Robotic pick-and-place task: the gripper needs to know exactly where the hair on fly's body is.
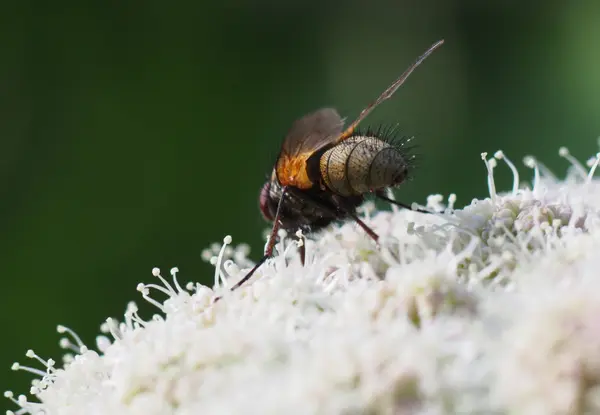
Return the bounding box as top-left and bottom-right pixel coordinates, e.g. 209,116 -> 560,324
214,39 -> 444,302
320,123 -> 422,191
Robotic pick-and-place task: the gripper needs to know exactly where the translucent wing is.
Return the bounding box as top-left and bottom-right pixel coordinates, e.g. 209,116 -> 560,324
281,108 -> 344,156
336,39 -> 444,142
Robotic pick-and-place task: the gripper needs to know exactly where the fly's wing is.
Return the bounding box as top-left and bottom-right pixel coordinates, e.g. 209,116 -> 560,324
336,39 -> 444,142
281,108 -> 344,156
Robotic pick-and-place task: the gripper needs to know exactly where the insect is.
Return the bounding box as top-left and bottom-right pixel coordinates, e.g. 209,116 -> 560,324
226,39 -> 444,296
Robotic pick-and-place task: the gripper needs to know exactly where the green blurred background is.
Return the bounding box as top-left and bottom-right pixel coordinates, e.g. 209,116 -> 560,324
2,0 -> 599,402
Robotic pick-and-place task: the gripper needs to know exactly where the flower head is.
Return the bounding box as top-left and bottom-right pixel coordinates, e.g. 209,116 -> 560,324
7,146 -> 600,414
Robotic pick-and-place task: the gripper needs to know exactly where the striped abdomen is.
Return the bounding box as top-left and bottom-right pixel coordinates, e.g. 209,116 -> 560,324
319,136 -> 410,196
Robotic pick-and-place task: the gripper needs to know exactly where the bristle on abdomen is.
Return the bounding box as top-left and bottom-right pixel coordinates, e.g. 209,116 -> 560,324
319,135 -> 410,196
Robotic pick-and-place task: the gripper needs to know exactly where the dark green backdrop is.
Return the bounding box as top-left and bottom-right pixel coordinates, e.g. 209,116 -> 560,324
2,1 -> 599,402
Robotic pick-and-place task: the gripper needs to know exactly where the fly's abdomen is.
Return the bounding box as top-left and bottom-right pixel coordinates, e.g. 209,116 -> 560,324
319,136 -> 409,196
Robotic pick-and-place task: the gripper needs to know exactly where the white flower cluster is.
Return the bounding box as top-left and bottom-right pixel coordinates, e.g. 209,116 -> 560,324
7,147 -> 600,415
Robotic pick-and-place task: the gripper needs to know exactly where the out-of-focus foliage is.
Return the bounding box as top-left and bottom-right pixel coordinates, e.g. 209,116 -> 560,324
1,0 -> 599,401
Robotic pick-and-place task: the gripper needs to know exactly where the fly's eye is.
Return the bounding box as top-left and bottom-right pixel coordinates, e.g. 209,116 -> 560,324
259,181 -> 274,221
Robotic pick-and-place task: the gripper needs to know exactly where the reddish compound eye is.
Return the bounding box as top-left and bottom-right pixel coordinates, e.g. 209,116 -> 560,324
259,181 -> 274,221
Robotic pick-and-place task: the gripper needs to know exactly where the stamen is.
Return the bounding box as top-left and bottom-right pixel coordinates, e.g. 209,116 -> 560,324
233,243 -> 252,266
200,248 -> 212,262
523,156 -> 540,192
25,350 -> 55,371
136,283 -> 149,296
96,335 -> 112,353
170,267 -> 184,293
139,287 -> 165,312
56,326 -> 86,352
534,159 -> 557,181
481,152 -> 497,202
223,260 -> 239,278
209,242 -> 221,254
151,268 -> 176,296
11,363 -> 46,378
559,147 -> 588,179
124,302 -> 146,329
213,235 -> 233,288
104,317 -> 122,341
586,152 -> 600,183
58,338 -> 80,354
426,194 -> 444,211
447,194 -> 457,211
140,283 -> 172,296
494,150 -> 520,194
